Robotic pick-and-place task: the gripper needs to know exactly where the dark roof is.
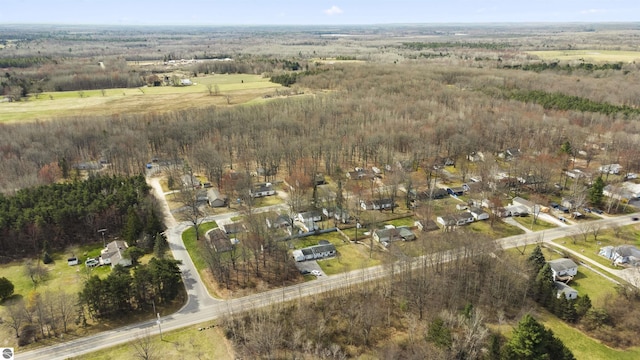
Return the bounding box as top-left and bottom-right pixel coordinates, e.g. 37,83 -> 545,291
206,228 -> 232,252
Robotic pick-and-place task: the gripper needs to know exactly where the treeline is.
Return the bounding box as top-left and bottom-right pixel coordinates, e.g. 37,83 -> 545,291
220,237 -> 573,359
505,89 -> 640,116
0,175 -> 158,260
501,61 -> 623,73
0,56 -> 51,68
79,258 -> 182,320
403,41 -> 509,50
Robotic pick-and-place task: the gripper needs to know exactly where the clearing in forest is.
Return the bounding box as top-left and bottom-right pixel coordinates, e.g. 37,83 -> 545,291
0,74 -> 282,123
527,50 -> 640,63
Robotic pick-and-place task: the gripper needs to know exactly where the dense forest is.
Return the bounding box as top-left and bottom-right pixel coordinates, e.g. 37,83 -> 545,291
0,175 -> 164,260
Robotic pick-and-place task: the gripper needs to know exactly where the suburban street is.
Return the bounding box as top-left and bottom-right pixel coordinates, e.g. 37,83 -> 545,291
16,178 -> 640,360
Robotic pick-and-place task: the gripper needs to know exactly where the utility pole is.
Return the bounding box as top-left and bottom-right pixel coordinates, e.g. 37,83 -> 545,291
153,299 -> 162,340
97,228 -> 107,248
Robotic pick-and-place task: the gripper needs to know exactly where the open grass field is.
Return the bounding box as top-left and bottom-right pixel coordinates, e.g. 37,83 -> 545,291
0,74 -> 282,123
0,242 -> 185,350
467,219 -> 525,239
527,50 -> 640,63
551,223 -> 640,270
68,321 -> 233,360
539,311 -> 640,360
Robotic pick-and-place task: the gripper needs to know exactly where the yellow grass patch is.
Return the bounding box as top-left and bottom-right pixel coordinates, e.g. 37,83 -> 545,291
527,50 -> 640,63
0,74 -> 282,123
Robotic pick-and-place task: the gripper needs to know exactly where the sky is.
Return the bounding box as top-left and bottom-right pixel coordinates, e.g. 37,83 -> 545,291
1,0 -> 639,25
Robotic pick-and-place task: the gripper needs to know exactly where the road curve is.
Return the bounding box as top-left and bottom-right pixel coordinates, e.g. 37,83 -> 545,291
17,194 -> 640,360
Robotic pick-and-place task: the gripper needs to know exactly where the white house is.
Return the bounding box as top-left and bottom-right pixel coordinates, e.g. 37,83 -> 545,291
100,240 -> 132,268
599,245 -> 640,266
360,198 -> 395,211
548,258 -> 578,281
468,207 -> 489,221
512,197 -> 535,213
251,182 -> 276,198
555,281 -> 578,300
599,163 -> 622,175
295,210 -> 323,223
292,243 -> 337,262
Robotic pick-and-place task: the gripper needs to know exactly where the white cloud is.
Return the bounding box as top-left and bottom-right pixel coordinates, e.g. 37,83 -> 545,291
324,5 -> 343,16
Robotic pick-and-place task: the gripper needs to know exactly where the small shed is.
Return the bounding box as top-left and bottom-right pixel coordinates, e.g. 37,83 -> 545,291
555,281 -> 578,300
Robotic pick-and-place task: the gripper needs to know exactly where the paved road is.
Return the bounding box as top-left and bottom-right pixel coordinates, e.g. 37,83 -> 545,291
17,180 -> 640,359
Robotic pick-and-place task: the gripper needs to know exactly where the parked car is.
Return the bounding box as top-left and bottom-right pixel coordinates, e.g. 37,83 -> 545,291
583,207 -> 591,213
299,269 -> 310,275
85,258 -> 99,267
311,270 -> 322,276
632,217 -> 639,221
549,202 -> 559,209
591,208 -> 604,215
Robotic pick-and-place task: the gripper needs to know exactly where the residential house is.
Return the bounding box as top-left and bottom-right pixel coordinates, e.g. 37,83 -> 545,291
466,151 -> 485,162
207,188 -> 228,207
599,245 -> 640,266
100,240 -> 132,268
373,228 -> 402,243
294,218 -> 319,233
295,210 -> 323,223
360,198 -> 395,211
181,174 -> 201,188
468,207 -> 489,221
512,197 -> 536,213
548,258 -> 578,281
346,167 -> 374,180
251,182 -> 276,198
603,182 -> 640,202
415,219 -> 439,232
397,226 -> 416,241
205,228 -> 233,252
437,213 -> 474,228
223,221 -> 246,235
292,243 -> 337,262
561,198 -> 579,211
554,281 -> 578,300
410,188 -> 448,200
266,213 -> 292,229
599,163 -> 622,175
501,204 -> 529,217
446,187 -> 465,196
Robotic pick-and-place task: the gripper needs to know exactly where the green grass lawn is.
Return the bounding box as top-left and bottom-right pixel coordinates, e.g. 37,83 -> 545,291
0,74 -> 281,122
512,216 -> 558,232
539,311 -> 640,360
182,221 -> 218,273
467,219 -> 525,239
386,216 -> 416,228
68,321 -> 232,360
550,224 -> 640,270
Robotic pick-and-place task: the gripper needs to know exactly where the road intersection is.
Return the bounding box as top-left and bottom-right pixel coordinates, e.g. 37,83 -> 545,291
17,178 -> 640,360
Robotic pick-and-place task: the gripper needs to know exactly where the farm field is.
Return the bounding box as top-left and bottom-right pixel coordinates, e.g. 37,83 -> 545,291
0,74 -> 282,123
527,49 -> 640,63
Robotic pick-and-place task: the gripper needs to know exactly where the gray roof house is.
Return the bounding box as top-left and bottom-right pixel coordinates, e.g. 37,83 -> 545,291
548,258 -> 578,281
100,240 -> 132,268
292,243 -> 337,262
205,228 -> 233,252
599,245 -> 640,266
207,188 -> 228,207
555,281 -> 578,300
